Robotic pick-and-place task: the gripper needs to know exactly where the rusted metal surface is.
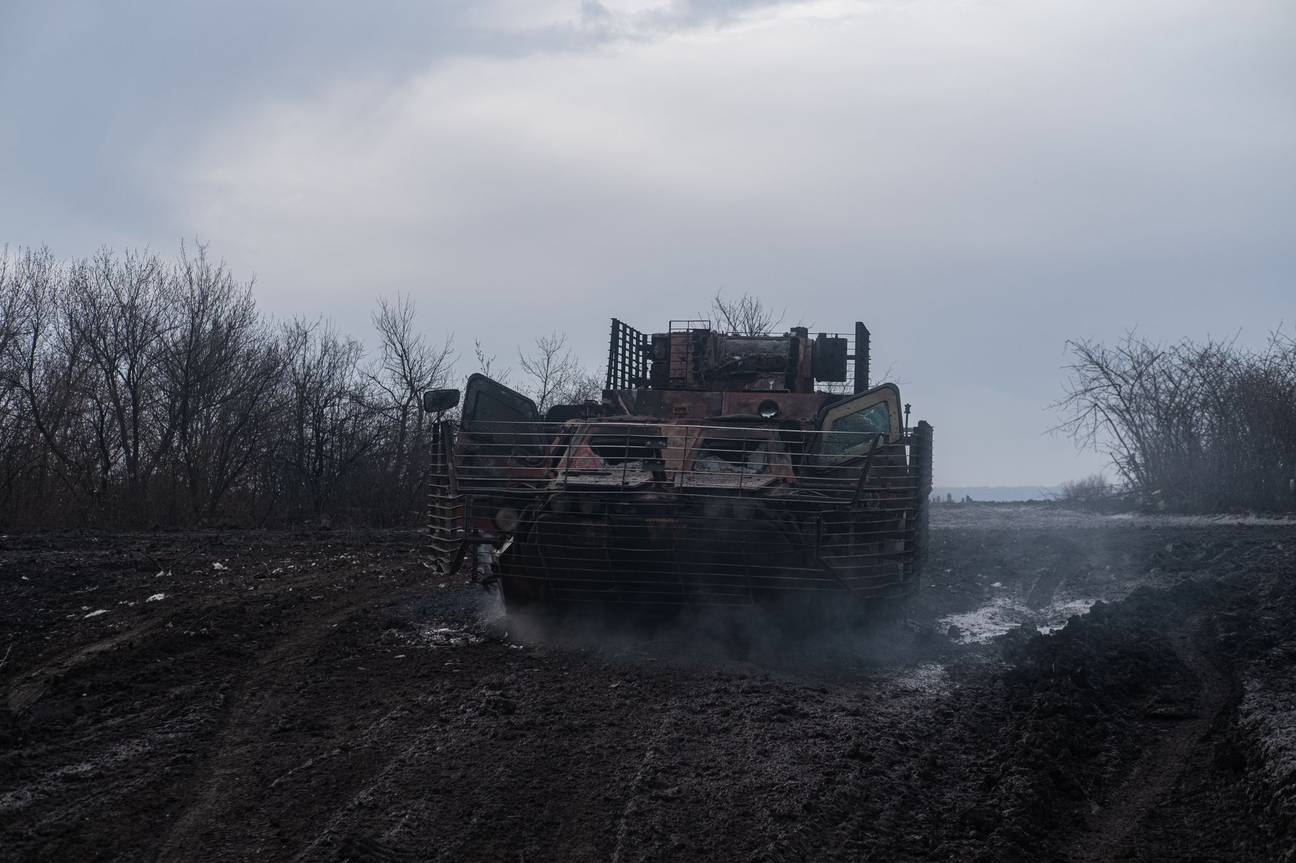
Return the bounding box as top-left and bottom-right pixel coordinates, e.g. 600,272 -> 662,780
429,319 -> 931,608
430,419 -> 931,606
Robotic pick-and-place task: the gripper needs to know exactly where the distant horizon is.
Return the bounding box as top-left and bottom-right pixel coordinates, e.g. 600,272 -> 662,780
932,485 -> 1060,502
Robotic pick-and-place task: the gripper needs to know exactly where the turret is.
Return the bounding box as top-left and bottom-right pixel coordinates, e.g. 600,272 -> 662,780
605,319 -> 871,396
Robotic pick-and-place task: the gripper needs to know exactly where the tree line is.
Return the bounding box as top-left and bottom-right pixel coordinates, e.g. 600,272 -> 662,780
0,245 -> 599,528
1056,331 -> 1296,512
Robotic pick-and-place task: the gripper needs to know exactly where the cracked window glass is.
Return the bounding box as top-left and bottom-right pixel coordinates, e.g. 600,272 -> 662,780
822,402 -> 890,455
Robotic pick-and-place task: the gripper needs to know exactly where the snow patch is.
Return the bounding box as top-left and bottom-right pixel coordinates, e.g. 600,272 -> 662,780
387,622 -> 485,648
940,599 -> 1030,643
940,597 -> 1098,644
1037,599 -> 1098,634
417,624 -> 483,647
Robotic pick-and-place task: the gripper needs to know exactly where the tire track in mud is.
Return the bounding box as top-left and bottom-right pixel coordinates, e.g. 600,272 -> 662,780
5,619 -> 165,716
1025,534 -> 1104,613
1,552 -> 414,849
4,544 -> 383,719
289,724 -> 446,863
8,521 -> 1292,862
156,578 -> 435,861
609,705 -> 679,863
801,681 -> 956,863
285,693 -> 513,863
1063,620 -> 1231,863
296,670 -> 691,863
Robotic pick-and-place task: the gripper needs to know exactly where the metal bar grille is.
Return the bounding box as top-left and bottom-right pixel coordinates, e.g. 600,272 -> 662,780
426,418 -> 467,576
666,320 -> 709,389
911,420 -> 933,573
819,331 -> 861,395
605,319 -> 651,391
429,419 -> 931,605
853,322 -> 871,394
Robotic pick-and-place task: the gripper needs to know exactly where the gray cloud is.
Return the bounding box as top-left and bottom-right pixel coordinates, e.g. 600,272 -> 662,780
0,0 -> 796,248
3,0 -> 1293,485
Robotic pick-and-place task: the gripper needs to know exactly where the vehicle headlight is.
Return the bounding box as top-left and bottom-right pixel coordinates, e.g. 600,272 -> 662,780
494,507 -> 520,533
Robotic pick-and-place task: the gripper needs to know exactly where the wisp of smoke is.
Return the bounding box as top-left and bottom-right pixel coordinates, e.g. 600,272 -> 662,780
476,588 -> 948,679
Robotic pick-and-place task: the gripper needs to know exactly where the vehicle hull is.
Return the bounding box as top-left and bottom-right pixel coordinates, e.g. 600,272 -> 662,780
428,419 -> 933,609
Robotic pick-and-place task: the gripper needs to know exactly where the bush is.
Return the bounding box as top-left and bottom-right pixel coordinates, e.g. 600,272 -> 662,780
1057,473 -> 1114,504
1056,333 -> 1296,512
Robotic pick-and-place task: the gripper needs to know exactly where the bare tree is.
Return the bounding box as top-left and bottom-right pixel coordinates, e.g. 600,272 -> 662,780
368,293 -> 455,518
710,290 -> 784,336
1055,331 -> 1296,511
0,243 -> 636,527
3,248 -> 100,517
518,332 -> 585,413
555,371 -> 603,406
0,251 -> 34,511
277,319 -> 381,518
473,339 -> 510,384
68,248 -> 184,519
163,244 -> 283,519
0,251 -> 17,362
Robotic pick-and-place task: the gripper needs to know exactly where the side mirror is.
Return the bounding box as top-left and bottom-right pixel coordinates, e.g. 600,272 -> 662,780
422,388 -> 460,413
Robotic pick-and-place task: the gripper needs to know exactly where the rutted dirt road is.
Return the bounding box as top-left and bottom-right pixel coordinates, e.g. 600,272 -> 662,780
2,505 -> 1293,861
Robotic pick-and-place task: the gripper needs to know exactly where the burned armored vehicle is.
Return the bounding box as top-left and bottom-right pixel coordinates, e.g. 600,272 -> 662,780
423,319 -> 932,610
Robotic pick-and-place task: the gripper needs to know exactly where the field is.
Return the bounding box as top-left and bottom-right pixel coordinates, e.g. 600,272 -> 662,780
2,505 -> 1294,862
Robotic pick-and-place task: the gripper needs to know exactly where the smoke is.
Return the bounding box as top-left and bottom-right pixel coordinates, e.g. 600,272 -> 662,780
477,590 -> 954,679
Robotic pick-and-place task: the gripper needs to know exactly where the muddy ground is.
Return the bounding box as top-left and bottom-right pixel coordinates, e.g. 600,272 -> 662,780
2,504 -> 1294,862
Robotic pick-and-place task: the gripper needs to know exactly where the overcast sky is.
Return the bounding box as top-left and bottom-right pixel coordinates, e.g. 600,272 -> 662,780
3,0 -> 1293,486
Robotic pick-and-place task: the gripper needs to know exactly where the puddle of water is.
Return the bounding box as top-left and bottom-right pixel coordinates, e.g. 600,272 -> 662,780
939,598 -> 1030,643
939,597 -> 1098,644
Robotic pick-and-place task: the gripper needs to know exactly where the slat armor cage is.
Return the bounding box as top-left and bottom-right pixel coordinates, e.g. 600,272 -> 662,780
428,418 -> 933,606
605,319 -> 651,391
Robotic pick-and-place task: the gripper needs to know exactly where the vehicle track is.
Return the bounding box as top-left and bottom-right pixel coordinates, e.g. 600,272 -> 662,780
5,619 -> 164,716
1064,620 -> 1230,862
609,705 -> 678,863
4,518 -> 1291,862
156,576 -> 435,861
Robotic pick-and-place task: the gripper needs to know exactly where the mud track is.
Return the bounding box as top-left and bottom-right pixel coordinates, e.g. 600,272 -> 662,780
2,507 -> 1293,861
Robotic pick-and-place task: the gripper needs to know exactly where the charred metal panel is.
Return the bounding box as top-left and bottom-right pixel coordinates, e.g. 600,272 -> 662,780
912,420 -> 934,574
813,335 -> 849,382
432,318 -> 921,609
709,333 -> 794,390
853,322 -> 871,394
606,319 -> 651,391
426,419 -> 468,577
632,390 -> 724,420
718,391 -> 828,421
615,321 -> 867,396
430,417 -> 931,606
